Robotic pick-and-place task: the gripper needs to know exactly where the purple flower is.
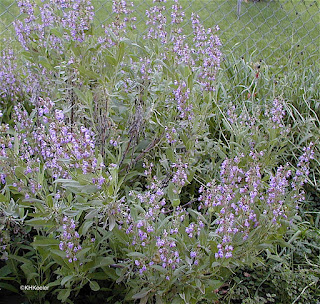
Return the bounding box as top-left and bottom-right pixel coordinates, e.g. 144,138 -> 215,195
54,110 -> 64,121
190,251 -> 197,258
59,216 -> 82,263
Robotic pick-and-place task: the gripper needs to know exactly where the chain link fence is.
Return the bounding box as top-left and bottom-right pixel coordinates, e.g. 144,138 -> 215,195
0,0 -> 319,94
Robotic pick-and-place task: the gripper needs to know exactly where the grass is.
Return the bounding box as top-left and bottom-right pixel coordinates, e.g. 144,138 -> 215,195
93,0 -> 320,68
0,0 -> 319,69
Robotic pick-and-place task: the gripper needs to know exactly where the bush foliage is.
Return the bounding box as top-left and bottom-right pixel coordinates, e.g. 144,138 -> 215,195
0,1 -> 319,303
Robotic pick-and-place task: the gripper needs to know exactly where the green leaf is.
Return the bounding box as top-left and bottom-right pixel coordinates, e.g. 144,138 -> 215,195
179,132 -> 189,149
113,227 -> 128,244
92,257 -> 114,269
46,194 -> 53,208
8,254 -> 32,265
14,131 -> 20,155
21,199 -> 45,213
211,262 -> 220,268
47,280 -> 61,288
0,193 -> 8,203
79,219 -> 94,236
167,182 -> 180,207
105,55 -> 117,66
173,265 -> 187,277
0,282 -> 19,293
166,148 -> 175,163
117,41 -> 125,63
50,28 -> 63,38
195,278 -> 205,294
102,267 -> 118,281
187,73 -> 194,90
132,288 -> 152,300
73,88 -> 87,104
51,249 -> 67,259
26,218 -> 55,228
172,198 -> 180,207
76,247 -> 91,260
54,179 -> 98,194
21,263 -> 39,283
127,252 -> 145,258
32,236 -> 60,247
89,281 -> 100,291
88,272 -> 110,280
71,43 -> 81,57
187,169 -> 196,183
205,279 -> 224,290
266,250 -> 284,263
109,215 -> 116,231
61,275 -> 74,286
256,243 -> 274,250
78,65 -> 99,79
155,295 -> 164,304
21,51 -> 34,61
150,265 -> 167,273
187,208 -> 208,225
14,166 -> 25,180
38,56 -> 53,70
0,265 -> 11,278
42,261 -> 57,273
54,179 -> 80,186
57,289 -> 71,302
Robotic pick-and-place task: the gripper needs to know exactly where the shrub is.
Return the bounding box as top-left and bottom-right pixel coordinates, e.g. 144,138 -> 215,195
0,0 -> 318,303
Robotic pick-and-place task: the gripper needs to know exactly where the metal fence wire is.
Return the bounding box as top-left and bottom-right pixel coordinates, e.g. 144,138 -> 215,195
0,0 -> 319,94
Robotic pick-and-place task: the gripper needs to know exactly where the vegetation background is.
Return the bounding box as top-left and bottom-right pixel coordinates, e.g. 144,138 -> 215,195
0,0 -> 319,303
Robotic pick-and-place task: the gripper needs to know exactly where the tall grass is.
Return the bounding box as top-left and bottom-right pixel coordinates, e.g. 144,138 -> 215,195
1,0 -> 319,67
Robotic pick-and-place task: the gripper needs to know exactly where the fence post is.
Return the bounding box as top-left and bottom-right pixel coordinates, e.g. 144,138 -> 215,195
237,0 -> 242,18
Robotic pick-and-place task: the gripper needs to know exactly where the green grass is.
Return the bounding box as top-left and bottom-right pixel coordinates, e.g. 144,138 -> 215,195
0,0 -> 19,51
0,0 -> 319,71
93,0 -> 319,68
